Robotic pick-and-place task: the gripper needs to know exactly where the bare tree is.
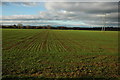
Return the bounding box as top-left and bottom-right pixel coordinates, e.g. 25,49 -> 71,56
47,25 -> 51,29
17,23 -> 23,29
26,25 -> 30,29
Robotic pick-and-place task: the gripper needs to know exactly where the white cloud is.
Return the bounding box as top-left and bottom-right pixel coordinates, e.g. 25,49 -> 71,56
1,2 -> 39,7
1,2 -> 118,27
13,2 -> 39,7
1,0 -> 120,2
2,15 -> 41,20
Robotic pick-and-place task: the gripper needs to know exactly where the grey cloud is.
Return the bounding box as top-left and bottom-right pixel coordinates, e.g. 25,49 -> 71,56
44,2 -> 118,26
1,0 -> 120,2
45,2 -> 118,13
1,2 -> 118,27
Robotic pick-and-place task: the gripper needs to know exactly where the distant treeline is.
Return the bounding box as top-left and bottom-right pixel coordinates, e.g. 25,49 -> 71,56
1,25 -> 120,31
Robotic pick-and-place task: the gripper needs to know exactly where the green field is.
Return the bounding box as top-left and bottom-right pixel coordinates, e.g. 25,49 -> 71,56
2,29 -> 119,79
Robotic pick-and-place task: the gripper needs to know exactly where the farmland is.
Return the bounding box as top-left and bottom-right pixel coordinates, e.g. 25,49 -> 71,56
2,29 -> 119,79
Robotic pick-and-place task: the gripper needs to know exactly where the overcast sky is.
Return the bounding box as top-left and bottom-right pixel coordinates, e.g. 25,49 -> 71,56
0,2 -> 118,27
